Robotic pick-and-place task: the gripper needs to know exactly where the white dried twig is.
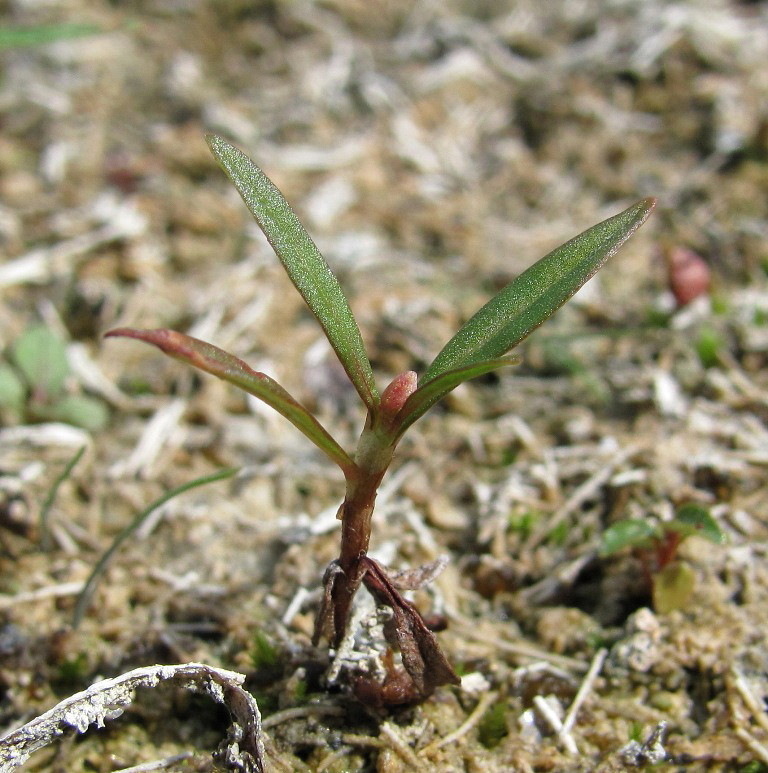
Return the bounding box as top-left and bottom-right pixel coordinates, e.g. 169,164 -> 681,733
260,704 -> 345,730
380,721 -> 425,771
107,399 -> 187,480
419,690 -> 498,756
733,727 -> 768,765
528,443 -> 644,549
0,662 -> 265,773
731,666 -> 768,735
0,221 -> 143,290
561,647 -> 607,738
532,695 -> 578,755
0,581 -> 84,610
0,424 -> 90,449
112,753 -> 193,772
281,586 -> 311,626
452,619 -> 588,673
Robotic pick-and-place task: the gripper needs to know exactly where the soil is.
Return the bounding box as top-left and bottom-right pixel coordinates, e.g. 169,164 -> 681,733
1,1 -> 767,771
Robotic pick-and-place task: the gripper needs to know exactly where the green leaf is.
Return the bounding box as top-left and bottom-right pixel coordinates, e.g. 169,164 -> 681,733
12,325 -> 69,398
0,363 -> 26,411
250,630 -> 279,670
48,395 -> 109,432
695,326 -> 723,368
652,561 -> 696,614
422,198 -> 656,384
389,357 -> 518,439
600,519 -> 657,556
669,503 -> 726,545
206,135 -> 379,413
105,328 -> 355,474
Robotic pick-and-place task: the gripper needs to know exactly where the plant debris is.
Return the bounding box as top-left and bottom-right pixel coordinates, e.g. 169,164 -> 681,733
0,663 -> 264,773
1,0 -> 767,769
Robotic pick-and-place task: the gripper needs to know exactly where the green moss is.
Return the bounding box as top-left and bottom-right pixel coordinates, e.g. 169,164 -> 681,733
250,629 -> 279,670
478,701 -> 509,749
508,510 -> 539,539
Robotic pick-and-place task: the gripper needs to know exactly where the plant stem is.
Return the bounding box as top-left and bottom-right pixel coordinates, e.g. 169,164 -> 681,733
330,422 -> 395,644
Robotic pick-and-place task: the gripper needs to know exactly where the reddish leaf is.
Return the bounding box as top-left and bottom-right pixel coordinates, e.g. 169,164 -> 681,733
106,328 -> 355,475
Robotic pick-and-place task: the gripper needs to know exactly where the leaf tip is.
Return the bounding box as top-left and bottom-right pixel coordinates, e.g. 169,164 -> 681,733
204,133 -> 224,153
639,196 -> 657,217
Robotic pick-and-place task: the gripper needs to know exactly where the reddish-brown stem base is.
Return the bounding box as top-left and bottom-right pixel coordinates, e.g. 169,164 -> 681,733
312,428 -> 458,705
313,554 -> 460,706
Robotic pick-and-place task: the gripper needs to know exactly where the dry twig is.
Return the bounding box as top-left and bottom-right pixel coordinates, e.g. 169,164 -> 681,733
0,663 -> 264,773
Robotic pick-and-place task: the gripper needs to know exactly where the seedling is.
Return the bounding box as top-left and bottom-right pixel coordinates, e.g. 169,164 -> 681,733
600,503 -> 725,613
107,135 -> 655,703
0,324 -> 108,431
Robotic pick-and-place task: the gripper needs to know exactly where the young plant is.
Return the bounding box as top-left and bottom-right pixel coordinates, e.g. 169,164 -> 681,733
0,324 -> 108,431
600,503 -> 725,614
107,135 -> 655,704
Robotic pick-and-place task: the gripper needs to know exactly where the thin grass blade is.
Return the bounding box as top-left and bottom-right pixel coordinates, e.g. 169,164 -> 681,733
73,467 -> 238,628
390,357 -> 519,439
105,328 -> 355,473
423,198 -> 656,384
206,135 -> 379,412
39,444 -> 86,551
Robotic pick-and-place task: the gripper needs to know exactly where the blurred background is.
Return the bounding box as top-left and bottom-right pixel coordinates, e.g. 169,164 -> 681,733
1,1 -> 767,769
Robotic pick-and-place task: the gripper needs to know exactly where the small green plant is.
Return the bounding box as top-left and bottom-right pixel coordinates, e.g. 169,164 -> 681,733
107,135 -> 655,704
600,503 -> 725,613
0,325 -> 108,431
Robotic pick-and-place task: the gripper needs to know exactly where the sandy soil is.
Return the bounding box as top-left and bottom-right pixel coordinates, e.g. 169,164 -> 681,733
1,1 -> 767,770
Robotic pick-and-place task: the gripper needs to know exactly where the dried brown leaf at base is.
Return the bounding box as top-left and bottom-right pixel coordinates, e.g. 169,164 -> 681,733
359,557 -> 459,705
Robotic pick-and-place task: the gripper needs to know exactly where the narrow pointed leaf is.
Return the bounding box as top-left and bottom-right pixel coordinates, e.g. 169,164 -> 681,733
206,135 -> 379,412
105,328 -> 355,474
422,198 -> 656,384
390,357 -> 519,439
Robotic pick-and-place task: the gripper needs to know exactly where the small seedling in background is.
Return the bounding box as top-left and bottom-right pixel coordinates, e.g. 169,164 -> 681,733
0,325 -> 108,431
107,135 -> 655,704
600,503 -> 725,614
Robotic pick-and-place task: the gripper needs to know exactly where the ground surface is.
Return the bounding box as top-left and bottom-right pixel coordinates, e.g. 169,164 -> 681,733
1,1 -> 768,771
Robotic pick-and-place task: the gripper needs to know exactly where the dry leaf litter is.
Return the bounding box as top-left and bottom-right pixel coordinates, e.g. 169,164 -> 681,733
1,0 -> 767,770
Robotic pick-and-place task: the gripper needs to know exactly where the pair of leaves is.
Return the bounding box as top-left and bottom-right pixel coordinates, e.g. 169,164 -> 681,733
1,325 -> 108,431
108,136 -> 655,469
600,504 -> 725,557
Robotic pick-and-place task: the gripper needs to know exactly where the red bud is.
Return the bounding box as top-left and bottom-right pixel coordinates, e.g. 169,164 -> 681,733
380,371 -> 418,419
